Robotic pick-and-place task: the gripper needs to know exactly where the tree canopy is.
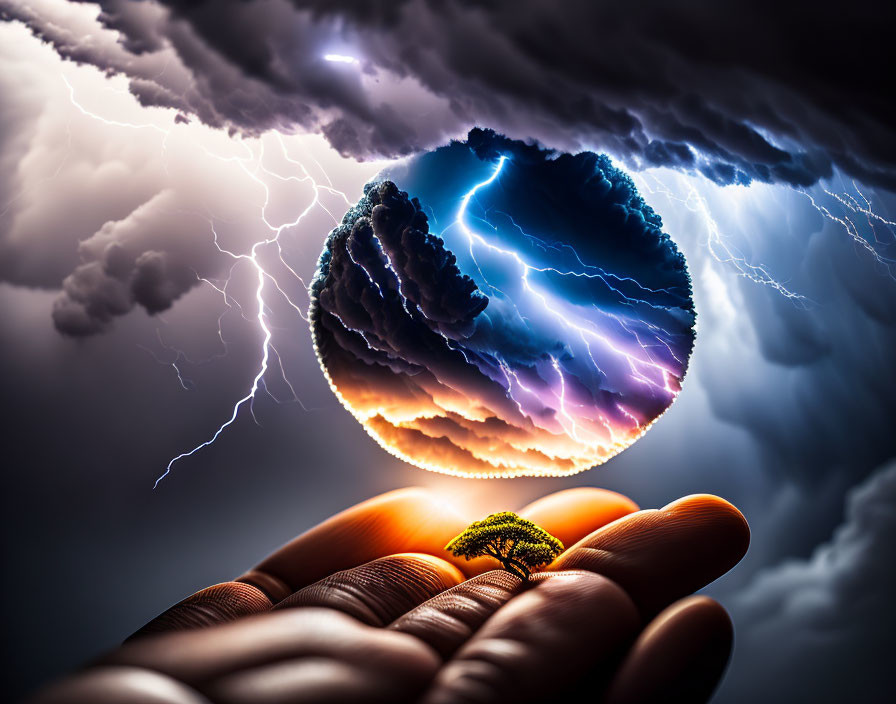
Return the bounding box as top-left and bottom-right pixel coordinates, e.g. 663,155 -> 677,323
445,511 -> 564,579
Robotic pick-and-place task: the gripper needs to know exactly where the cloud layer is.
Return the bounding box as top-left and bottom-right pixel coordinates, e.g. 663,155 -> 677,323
4,0 -> 894,189
720,460 -> 896,703
0,16 -> 378,336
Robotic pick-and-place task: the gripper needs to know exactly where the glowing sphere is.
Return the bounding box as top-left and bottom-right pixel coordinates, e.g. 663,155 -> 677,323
310,130 -> 695,478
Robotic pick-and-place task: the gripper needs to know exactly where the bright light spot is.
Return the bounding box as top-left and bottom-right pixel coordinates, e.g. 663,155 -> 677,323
324,54 -> 359,65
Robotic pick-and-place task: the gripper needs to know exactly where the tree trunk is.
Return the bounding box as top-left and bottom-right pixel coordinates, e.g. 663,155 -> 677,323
500,558 -> 530,580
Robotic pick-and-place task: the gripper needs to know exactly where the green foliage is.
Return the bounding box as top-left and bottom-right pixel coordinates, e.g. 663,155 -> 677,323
445,511 -> 564,579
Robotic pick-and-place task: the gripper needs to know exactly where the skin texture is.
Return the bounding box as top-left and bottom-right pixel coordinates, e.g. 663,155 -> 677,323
30,487 -> 749,704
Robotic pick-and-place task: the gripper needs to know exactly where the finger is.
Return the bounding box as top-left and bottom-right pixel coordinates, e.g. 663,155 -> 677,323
238,488 -> 474,600
135,489 -> 472,639
603,596 -> 733,704
517,488 -> 639,549
274,553 -> 464,626
207,654 -> 431,704
129,582 -> 273,640
551,494 -> 749,615
28,666 -> 208,704
103,609 -> 439,702
420,571 -> 640,704
389,570 -> 525,658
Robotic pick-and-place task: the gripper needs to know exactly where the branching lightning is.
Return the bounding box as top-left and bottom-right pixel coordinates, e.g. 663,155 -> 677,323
637,168 -> 896,297
61,73 -> 347,487
449,156 -> 680,417
637,171 -> 810,304
799,184 -> 896,277
151,140 -> 349,486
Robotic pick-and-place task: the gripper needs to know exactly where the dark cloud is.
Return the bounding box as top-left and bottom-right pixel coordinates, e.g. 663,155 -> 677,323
53,248 -> 196,336
0,22 -> 367,339
369,183 -> 489,337
311,178 -> 496,381
718,460 -> 896,703
50,191 -> 215,336
4,0 -> 894,189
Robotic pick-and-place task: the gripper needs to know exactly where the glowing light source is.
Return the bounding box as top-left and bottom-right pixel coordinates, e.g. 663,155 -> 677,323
324,54 -> 359,65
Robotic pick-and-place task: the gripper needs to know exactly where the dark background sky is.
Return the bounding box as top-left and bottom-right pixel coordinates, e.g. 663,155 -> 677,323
1,2 -> 895,701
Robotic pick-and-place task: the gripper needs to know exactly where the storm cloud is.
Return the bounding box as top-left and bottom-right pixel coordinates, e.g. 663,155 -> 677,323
51,191 -> 212,335
0,15 -> 369,337
3,0 -> 894,189
719,460 -> 896,703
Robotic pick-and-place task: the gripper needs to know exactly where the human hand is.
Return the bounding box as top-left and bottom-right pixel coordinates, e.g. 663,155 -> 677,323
31,487 -> 749,703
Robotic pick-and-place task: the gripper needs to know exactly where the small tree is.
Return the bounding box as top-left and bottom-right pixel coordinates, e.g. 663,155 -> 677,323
445,512 -> 564,579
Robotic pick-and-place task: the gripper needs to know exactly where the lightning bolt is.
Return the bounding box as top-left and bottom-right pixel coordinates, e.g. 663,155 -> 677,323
550,355 -> 587,445
137,341 -> 195,392
481,208 -> 681,304
799,184 -> 896,276
637,171 -> 810,305
153,138 -> 347,487
59,72 -> 346,487
439,155 -> 689,451
451,157 -> 679,400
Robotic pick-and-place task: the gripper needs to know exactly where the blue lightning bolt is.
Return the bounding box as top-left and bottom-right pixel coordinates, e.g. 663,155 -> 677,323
459,158 -> 679,391
468,201 -> 689,381
480,208 -> 681,303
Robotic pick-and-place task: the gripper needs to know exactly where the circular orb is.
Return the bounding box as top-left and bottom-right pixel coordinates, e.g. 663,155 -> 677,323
310,129 -> 695,478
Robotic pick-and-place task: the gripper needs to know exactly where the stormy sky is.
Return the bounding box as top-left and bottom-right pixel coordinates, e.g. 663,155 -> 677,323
1,1 -> 894,701
311,132 -> 695,478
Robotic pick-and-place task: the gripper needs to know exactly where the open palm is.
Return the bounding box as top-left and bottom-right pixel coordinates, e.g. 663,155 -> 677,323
32,487 -> 749,704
